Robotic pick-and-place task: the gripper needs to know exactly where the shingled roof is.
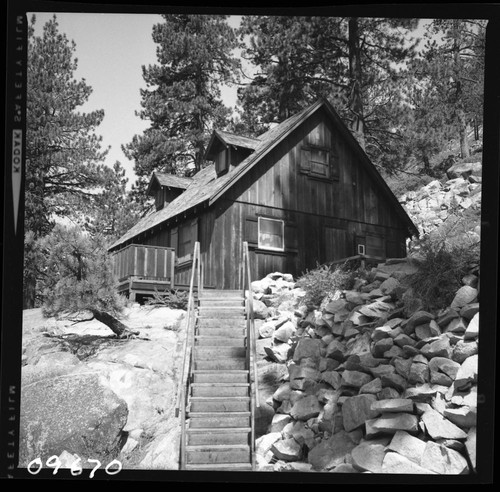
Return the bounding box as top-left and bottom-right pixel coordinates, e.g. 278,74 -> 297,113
146,172 -> 193,196
109,98 -> 418,251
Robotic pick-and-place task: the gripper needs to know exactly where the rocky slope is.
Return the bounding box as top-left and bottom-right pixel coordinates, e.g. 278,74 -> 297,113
20,305 -> 187,470
399,160 -> 481,243
250,265 -> 479,474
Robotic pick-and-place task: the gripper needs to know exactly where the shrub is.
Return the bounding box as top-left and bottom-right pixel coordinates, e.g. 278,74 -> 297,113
146,289 -> 189,310
404,236 -> 480,312
296,263 -> 355,307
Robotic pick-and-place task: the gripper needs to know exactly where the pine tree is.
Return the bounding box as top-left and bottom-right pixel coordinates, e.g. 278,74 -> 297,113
26,15 -> 109,236
235,16 -> 419,172
25,14 -> 110,307
410,19 -> 486,161
38,225 -> 136,337
123,14 -> 240,196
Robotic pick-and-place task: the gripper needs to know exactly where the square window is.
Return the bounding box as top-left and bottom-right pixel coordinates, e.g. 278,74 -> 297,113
258,217 -> 284,251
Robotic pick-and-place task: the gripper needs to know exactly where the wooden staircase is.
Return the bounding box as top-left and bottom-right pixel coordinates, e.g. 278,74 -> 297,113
183,290 -> 254,471
176,242 -> 259,471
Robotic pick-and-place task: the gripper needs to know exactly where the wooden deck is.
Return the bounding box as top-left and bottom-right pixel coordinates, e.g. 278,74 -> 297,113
112,244 -> 176,301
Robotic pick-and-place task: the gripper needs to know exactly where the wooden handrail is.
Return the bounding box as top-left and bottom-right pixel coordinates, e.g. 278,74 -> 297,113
175,241 -> 201,470
242,241 -> 259,471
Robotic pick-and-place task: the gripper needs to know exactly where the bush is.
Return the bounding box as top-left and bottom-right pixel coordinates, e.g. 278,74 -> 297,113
404,237 -> 480,312
146,289 -> 189,310
296,263 -> 355,307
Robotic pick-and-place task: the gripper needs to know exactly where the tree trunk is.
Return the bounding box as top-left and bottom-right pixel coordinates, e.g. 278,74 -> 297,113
348,17 -> 366,150
458,109 -> 470,159
23,275 -> 36,309
91,309 -> 136,338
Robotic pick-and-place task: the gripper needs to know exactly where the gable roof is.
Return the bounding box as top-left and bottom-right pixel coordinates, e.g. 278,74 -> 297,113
205,129 -> 260,160
109,98 -> 418,251
146,172 -> 193,196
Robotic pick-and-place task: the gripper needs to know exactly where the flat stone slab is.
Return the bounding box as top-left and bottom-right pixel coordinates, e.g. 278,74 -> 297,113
420,440 -> 469,474
386,430 -> 426,465
342,394 -> 378,432
351,440 -> 386,473
382,452 -> 436,474
365,412 -> 419,437
371,398 -> 414,414
421,408 -> 468,440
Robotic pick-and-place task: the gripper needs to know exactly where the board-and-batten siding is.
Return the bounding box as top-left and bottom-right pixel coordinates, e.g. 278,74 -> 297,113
129,107 -> 409,291
207,107 -> 408,287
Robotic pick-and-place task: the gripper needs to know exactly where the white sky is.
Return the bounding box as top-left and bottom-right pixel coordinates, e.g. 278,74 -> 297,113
30,12 -> 242,186
29,13 -> 440,189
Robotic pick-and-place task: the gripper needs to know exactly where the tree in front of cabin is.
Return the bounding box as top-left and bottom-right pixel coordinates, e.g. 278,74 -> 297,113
123,14 -> 240,202
38,225 -> 135,338
24,14 -> 109,307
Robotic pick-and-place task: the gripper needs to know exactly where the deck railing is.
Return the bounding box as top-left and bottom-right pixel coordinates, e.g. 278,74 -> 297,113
175,241 -> 201,470
242,241 -> 259,470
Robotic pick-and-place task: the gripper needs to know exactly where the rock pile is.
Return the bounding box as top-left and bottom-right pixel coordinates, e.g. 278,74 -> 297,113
399,167 -> 481,239
252,264 -> 479,474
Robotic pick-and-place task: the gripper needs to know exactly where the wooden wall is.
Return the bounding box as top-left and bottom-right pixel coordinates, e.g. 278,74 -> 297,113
134,106 -> 410,290
199,106 -> 409,289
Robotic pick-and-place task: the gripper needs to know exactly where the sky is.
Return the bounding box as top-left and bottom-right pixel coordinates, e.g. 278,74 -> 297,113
31,12 -> 243,187
29,12 -> 441,189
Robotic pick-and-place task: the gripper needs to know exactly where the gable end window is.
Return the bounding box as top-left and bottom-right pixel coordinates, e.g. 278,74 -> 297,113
300,146 -> 339,180
258,217 -> 285,252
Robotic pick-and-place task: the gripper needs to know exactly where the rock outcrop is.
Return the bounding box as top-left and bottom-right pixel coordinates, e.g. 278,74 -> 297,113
252,265 -> 479,474
20,306 -> 186,470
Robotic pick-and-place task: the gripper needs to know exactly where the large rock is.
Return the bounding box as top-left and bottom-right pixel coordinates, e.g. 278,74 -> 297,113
307,430 -> 357,471
382,452 -> 436,474
19,373 -> 128,466
371,399 -> 414,414
271,438 -> 302,461
450,286 -> 478,310
290,395 -> 321,421
464,312 -> 479,340
342,394 -> 378,432
351,439 -> 387,473
358,300 -> 394,319
386,430 -> 426,465
293,338 -> 322,363
253,299 -> 270,319
454,354 -> 478,390
421,408 -> 468,440
341,370 -> 373,389
365,413 -> 419,437
403,311 -> 435,335
420,440 -> 469,474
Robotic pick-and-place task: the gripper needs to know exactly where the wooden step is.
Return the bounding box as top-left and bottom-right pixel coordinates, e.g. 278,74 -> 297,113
186,444 -> 251,464
184,462 -> 253,471
188,411 -> 251,428
198,298 -> 244,307
191,383 -> 249,397
198,310 -> 246,319
194,358 -> 247,370
199,290 -> 244,298
196,321 -> 247,331
192,370 -> 249,384
186,427 -> 251,446
195,336 -> 246,347
190,396 -> 250,412
194,346 -> 246,359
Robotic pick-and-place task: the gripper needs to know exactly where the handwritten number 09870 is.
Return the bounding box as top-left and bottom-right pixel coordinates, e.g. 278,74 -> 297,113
27,456 -> 122,477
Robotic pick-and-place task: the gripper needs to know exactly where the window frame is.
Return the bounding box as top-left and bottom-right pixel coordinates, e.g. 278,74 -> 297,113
300,144 -> 339,181
258,216 -> 285,252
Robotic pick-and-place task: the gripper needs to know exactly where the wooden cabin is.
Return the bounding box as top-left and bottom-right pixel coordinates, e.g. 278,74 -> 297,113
108,98 -> 418,296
